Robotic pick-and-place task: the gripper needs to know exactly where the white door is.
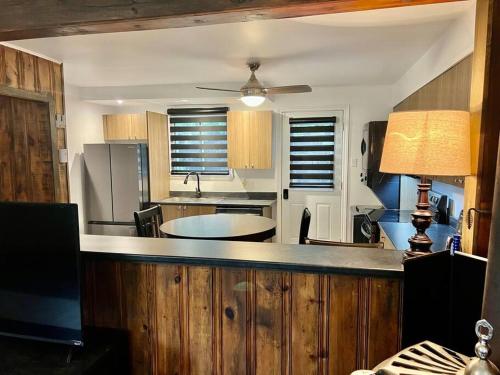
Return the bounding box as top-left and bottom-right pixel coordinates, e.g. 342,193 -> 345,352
281,110 -> 344,244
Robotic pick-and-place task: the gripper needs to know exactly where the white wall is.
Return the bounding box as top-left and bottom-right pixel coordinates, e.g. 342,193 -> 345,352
392,3 -> 475,219
170,85 -> 393,208
392,3 -> 475,105
66,84 -> 392,240
168,85 -> 393,240
65,84 -> 113,231
63,2 -> 475,237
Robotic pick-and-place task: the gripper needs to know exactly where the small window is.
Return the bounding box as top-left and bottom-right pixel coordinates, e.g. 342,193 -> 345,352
168,107 -> 229,176
289,116 -> 336,189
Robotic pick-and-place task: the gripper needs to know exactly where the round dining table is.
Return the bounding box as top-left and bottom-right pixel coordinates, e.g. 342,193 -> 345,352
160,214 -> 276,242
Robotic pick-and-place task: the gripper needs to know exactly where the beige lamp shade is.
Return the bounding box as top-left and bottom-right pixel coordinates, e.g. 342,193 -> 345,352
380,110 -> 471,176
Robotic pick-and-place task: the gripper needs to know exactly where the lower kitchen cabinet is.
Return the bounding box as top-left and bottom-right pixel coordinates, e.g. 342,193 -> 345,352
161,204 -> 216,221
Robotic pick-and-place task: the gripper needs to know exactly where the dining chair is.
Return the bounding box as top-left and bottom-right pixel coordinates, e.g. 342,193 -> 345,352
306,238 -> 385,248
134,205 -> 164,238
299,208 -> 311,244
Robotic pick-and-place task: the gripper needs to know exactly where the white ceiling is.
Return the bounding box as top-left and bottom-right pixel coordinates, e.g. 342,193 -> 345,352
10,1 -> 473,94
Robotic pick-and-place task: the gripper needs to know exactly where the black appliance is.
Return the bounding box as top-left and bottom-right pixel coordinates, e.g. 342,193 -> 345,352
215,206 -> 263,216
351,205 -> 382,243
352,190 -> 449,244
0,202 -> 83,346
361,121 -> 400,209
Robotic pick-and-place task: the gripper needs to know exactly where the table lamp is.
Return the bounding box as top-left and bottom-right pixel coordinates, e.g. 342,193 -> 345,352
379,110 -> 471,255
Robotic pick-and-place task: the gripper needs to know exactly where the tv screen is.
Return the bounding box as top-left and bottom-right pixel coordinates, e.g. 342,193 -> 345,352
0,202 -> 83,346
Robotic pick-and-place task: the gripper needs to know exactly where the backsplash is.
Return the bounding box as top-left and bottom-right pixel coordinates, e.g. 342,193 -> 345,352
400,175 -> 464,220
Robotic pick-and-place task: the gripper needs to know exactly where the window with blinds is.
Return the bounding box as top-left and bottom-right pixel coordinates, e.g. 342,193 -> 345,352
168,107 -> 229,175
289,116 -> 336,189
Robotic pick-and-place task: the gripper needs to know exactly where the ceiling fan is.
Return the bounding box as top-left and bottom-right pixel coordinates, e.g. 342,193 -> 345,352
196,62 -> 312,107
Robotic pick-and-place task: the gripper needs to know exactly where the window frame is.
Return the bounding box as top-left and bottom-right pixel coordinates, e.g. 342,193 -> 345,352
288,116 -> 336,189
167,107 -> 232,178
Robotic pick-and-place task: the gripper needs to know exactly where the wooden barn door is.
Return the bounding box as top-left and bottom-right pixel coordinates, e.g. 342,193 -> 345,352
0,95 -> 56,202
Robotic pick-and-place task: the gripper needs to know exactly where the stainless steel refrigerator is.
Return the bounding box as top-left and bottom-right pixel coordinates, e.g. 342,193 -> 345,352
84,143 -> 149,236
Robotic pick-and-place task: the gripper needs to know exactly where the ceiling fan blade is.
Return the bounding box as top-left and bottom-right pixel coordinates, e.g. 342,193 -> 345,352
265,85 -> 312,95
196,86 -> 241,93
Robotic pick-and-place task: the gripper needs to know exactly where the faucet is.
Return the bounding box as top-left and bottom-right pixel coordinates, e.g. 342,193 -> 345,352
184,171 -> 202,198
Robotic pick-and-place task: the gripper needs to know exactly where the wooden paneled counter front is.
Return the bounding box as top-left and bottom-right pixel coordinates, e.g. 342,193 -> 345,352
81,235 -> 403,375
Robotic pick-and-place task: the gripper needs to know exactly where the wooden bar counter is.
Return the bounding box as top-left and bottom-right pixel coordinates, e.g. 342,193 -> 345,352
81,234 -> 404,375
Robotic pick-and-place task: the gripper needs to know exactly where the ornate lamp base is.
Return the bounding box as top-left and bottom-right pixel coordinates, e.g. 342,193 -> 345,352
406,176 -> 433,258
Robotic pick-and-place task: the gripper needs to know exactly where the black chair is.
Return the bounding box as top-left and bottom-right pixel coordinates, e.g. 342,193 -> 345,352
299,208 -> 311,244
134,205 -> 164,238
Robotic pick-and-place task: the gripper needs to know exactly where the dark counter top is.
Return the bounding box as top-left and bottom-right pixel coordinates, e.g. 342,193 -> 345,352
153,191 -> 277,207
80,234 -> 404,278
379,222 -> 455,251
155,197 -> 276,207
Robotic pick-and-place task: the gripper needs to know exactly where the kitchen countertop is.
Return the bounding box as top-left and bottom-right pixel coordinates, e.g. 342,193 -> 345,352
379,221 -> 456,252
154,196 -> 276,207
80,234 -> 404,278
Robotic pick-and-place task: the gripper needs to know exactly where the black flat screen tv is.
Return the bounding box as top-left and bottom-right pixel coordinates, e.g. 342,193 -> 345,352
0,202 -> 83,346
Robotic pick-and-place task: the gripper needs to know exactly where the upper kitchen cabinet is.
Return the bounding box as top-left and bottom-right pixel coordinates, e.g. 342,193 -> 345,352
103,111 -> 169,201
227,111 -> 272,169
103,113 -> 148,141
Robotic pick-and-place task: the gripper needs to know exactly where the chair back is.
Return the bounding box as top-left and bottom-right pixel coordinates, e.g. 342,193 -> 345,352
299,208 -> 311,244
134,205 -> 164,238
307,238 -> 384,248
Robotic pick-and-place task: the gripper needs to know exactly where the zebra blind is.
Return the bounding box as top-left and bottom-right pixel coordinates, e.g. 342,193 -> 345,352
289,116 -> 336,188
168,107 -> 229,175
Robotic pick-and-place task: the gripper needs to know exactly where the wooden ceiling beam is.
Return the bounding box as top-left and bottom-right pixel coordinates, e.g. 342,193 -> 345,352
0,0 -> 464,41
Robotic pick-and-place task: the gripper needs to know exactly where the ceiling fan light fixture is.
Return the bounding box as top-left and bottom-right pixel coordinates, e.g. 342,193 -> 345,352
241,95 -> 265,107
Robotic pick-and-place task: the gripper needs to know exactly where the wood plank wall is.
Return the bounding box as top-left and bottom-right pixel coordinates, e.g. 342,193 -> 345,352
394,55 -> 472,112
0,45 -> 68,202
0,96 -> 55,201
393,55 -> 472,188
83,260 -> 402,375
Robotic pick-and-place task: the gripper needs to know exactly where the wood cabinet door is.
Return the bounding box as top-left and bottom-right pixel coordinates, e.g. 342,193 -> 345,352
248,111 -> 272,169
183,205 -> 216,217
197,205 -> 216,216
227,111 -> 250,169
0,95 -> 56,202
103,114 -> 131,141
147,112 -> 169,201
130,113 -> 148,140
161,205 -> 183,222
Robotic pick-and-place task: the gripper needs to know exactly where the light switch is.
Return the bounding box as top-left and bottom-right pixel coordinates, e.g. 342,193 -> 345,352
351,158 -> 358,167
59,149 -> 68,163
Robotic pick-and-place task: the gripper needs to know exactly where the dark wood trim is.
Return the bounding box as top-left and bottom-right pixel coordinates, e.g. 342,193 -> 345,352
0,0 -> 465,41
480,0 -> 500,365
461,0 -> 500,257
473,0 -> 500,258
